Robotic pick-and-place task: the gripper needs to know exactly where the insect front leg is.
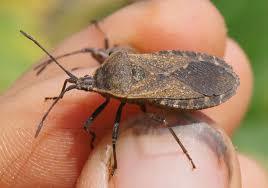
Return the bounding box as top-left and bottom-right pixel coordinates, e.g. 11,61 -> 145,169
44,78 -> 73,101
35,79 -> 77,137
83,97 -> 110,149
162,119 -> 196,169
111,102 -> 126,175
149,113 -> 196,169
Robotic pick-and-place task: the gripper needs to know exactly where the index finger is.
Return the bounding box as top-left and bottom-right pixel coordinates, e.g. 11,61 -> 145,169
7,0 -> 226,94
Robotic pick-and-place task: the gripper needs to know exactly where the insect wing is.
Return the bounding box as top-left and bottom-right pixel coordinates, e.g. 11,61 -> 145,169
125,51 -> 239,109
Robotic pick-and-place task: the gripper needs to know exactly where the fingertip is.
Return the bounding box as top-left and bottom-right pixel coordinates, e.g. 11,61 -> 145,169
103,0 -> 227,55
77,144 -> 112,188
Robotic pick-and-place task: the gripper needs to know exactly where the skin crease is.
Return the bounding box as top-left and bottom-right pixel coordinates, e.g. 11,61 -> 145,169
0,0 -> 267,187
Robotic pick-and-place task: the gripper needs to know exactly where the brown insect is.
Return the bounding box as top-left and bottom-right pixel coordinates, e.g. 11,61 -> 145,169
20,25 -> 239,174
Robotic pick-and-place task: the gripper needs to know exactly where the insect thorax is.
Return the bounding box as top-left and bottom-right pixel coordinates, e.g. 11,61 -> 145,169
93,51 -> 146,96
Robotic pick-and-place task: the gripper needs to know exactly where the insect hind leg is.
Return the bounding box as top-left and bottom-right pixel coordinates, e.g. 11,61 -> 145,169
44,96 -> 58,101
163,120 -> 196,169
149,113 -> 196,169
34,20 -> 111,75
91,20 -> 109,49
34,47 -> 109,75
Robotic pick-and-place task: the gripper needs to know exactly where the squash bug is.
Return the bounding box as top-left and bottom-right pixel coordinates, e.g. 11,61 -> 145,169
20,24 -> 239,174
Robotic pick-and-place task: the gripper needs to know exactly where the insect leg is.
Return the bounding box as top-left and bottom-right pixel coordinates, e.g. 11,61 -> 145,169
162,119 -> 196,169
148,113 -> 196,169
34,48 -> 109,75
34,20 -> 110,76
43,78 -> 73,101
83,98 -> 110,149
139,104 -> 147,113
35,79 -> 76,138
91,20 -> 109,49
111,102 -> 126,175
44,96 -> 58,101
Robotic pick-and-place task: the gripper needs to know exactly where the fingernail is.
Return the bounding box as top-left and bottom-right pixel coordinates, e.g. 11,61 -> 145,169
76,144 -> 113,188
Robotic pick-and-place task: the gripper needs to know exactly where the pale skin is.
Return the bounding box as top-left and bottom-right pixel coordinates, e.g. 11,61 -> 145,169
0,0 -> 268,187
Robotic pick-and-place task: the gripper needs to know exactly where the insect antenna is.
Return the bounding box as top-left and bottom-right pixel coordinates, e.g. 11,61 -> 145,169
20,30 -> 77,79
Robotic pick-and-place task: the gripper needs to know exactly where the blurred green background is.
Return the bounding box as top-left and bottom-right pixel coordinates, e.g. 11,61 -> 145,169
0,0 -> 267,168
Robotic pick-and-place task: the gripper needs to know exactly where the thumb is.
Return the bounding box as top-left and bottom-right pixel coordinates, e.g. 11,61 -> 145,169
77,112 -> 241,188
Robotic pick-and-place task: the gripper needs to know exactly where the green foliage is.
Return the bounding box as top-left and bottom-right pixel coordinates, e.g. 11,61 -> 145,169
233,120 -> 268,169
211,0 -> 268,167
212,0 -> 268,119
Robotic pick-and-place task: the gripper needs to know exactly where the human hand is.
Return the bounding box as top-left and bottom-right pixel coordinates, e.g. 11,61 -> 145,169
1,0 -> 267,187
